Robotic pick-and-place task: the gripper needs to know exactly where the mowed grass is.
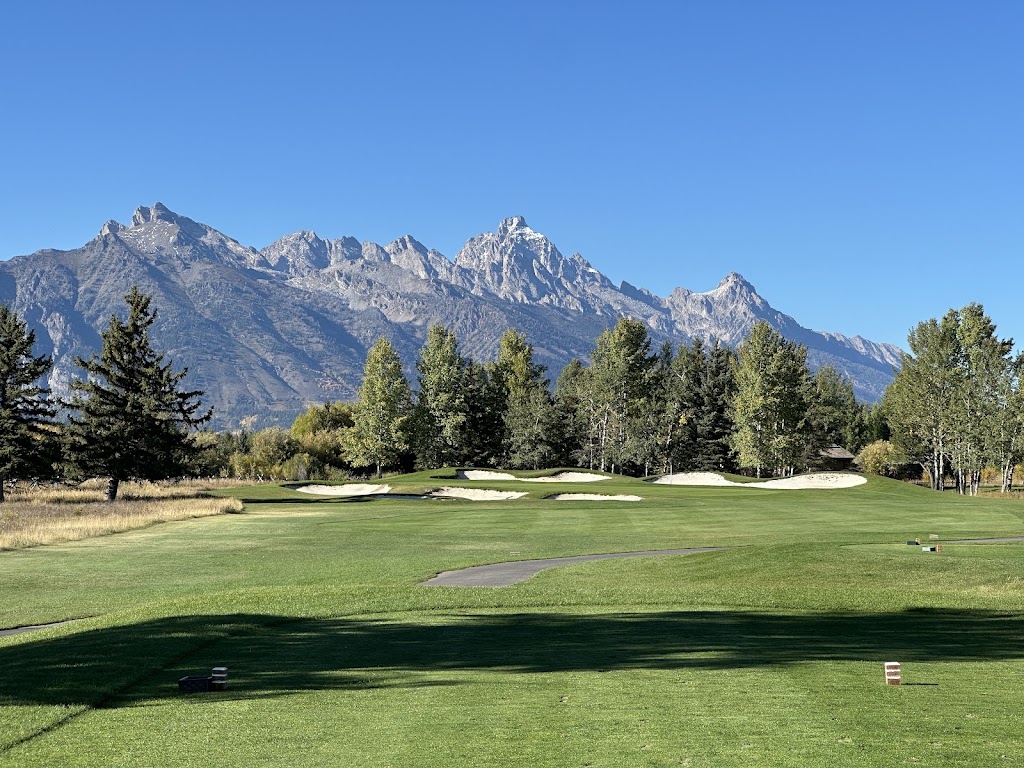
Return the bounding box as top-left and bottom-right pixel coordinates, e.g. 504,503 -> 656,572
1,471 -> 1023,766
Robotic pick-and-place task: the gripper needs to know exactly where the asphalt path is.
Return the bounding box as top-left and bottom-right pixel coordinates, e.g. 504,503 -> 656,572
0,620 -> 78,638
421,547 -> 728,587
942,536 -> 1024,544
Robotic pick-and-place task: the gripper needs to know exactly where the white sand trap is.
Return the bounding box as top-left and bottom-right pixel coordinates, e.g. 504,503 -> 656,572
653,472 -> 866,490
548,493 -> 642,501
456,470 -> 517,480
294,483 -> 392,496
523,472 -> 610,483
654,472 -> 736,486
431,487 -> 527,501
751,473 -> 867,489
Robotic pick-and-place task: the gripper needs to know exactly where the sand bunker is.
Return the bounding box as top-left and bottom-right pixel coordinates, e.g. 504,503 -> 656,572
523,472 -> 610,483
294,484 -> 391,496
653,472 -> 735,487
456,470 -> 517,480
456,470 -> 609,483
547,493 -> 642,501
431,487 -> 527,501
653,472 -> 866,490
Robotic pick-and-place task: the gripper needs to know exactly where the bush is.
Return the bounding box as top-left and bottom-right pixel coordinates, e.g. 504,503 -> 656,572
855,440 -> 898,476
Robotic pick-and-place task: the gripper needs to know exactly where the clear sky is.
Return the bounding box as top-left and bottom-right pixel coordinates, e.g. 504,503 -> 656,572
1,1 -> 1021,349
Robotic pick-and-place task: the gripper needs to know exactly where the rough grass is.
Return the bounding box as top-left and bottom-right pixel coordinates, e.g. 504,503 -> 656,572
0,480 -> 245,550
1,471 -> 1023,766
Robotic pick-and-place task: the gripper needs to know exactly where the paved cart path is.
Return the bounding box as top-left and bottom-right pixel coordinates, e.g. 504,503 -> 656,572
421,547 -> 728,587
943,536 -> 1024,544
0,620 -> 79,638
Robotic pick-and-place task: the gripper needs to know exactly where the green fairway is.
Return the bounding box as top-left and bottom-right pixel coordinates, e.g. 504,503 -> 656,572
2,472 -> 1023,766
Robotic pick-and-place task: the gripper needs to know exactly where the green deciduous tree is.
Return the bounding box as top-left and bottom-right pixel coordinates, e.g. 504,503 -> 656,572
290,401 -> 354,475
0,306 -> 56,502
65,287 -> 210,501
729,322 -> 813,477
855,439 -> 898,476
885,304 -> 1015,494
493,329 -> 554,469
343,337 -> 413,477
412,325 -> 467,469
586,318 -> 657,473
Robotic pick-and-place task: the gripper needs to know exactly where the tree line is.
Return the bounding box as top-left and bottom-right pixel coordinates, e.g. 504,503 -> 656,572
204,318 -> 877,481
15,290 -> 1007,497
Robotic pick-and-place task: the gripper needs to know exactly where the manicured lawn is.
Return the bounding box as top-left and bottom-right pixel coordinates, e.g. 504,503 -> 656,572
2,472 -> 1023,766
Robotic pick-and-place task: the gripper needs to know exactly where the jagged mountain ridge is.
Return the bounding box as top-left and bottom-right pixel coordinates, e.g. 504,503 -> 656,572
0,204 -> 902,427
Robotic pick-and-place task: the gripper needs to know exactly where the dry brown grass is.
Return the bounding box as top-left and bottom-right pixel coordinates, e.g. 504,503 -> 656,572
0,480 -> 245,550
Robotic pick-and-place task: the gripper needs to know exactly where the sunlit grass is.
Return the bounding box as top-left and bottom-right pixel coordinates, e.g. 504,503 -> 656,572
1,471 -> 1023,766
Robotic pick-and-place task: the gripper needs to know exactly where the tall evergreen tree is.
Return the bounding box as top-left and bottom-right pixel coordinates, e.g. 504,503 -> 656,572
65,287 -> 210,501
553,358 -> 593,469
693,339 -> 737,472
807,366 -> 863,456
461,360 -> 505,467
0,306 -> 56,502
343,337 -> 413,478
413,325 -> 467,469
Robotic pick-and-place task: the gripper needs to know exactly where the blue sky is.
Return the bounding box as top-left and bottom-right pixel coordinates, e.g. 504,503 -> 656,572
1,1 -> 1021,349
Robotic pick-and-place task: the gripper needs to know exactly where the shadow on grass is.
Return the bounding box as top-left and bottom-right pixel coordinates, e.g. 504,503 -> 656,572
240,495 -> 381,505
1,608 -> 1022,707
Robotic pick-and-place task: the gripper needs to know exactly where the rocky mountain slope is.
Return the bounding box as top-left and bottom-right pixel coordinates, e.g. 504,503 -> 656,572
0,204 -> 902,427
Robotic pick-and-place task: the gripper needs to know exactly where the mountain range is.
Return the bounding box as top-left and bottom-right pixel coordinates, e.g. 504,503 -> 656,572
0,204 -> 902,428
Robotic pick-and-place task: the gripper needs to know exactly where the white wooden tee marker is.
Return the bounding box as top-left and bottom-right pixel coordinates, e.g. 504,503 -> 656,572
885,661 -> 902,685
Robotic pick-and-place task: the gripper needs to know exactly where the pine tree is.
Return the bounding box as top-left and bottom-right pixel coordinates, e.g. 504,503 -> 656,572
461,360 -> 505,467
0,306 -> 56,502
693,339 -> 737,472
343,337 -> 413,478
65,287 -> 210,501
807,366 -> 862,454
553,358 -> 593,468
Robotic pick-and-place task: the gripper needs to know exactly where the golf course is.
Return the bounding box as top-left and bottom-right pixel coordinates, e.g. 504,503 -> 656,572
2,470 -> 1023,766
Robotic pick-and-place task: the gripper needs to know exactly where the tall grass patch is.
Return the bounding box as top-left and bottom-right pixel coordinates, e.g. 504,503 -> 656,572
0,480 -> 244,550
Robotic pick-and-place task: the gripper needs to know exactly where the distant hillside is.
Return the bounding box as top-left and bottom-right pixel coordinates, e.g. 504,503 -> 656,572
0,204 -> 901,428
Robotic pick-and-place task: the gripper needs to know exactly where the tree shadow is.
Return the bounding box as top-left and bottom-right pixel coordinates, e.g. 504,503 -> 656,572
1,608 -> 1021,708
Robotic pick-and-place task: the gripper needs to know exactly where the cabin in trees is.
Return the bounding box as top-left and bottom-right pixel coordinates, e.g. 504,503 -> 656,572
816,445 -> 856,472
